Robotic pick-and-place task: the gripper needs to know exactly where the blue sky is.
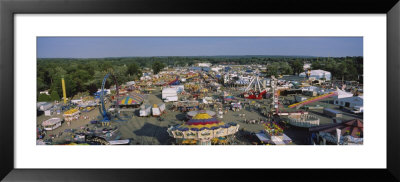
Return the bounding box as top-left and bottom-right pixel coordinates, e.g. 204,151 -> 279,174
37,37 -> 363,58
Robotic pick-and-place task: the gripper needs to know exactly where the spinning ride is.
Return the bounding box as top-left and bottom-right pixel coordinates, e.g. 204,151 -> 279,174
99,73 -> 121,126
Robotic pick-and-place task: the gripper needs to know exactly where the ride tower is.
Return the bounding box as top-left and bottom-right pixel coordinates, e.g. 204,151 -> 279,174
99,73 -> 121,126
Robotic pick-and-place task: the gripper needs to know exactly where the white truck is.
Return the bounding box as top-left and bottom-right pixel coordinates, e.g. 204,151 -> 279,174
152,103 -> 166,116
158,103 -> 165,113
351,106 -> 363,114
139,105 -> 151,117
164,96 -> 178,103
39,102 -> 53,111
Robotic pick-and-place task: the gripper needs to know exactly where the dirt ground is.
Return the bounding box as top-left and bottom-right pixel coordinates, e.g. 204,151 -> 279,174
37,87 -> 362,145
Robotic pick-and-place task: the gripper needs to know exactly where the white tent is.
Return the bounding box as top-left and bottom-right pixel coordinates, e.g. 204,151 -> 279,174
299,69 -> 331,80
334,96 -> 363,108
335,89 -> 354,99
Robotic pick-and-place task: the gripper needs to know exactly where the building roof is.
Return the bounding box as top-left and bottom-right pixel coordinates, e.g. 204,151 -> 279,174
309,119 -> 363,137
337,96 -> 363,102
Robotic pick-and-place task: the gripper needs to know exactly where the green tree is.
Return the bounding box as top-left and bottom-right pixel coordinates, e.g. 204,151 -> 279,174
279,62 -> 293,75
86,83 -> 99,95
267,63 -> 279,77
311,61 -> 322,70
37,93 -> 51,102
152,61 -> 165,74
291,59 -> 304,75
100,61 -> 113,72
50,90 -> 60,101
126,63 -> 142,79
338,62 -> 348,82
37,78 -> 48,92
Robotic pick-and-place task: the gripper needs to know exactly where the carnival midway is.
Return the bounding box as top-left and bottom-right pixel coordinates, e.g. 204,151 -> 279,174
37,63 -> 363,145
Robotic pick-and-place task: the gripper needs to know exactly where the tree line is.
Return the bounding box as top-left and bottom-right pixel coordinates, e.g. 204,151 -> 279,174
310,57 -> 363,82
37,56 -> 362,102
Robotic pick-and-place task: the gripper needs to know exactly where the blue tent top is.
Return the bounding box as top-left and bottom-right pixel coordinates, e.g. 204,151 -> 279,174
202,67 -> 210,72
190,67 -> 202,71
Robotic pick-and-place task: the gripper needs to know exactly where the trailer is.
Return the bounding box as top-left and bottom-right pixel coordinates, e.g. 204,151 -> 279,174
39,102 -> 53,111
162,87 -> 178,99
37,102 -> 47,110
303,105 -> 324,110
41,118 -> 62,131
351,106 -> 363,114
44,110 -> 53,116
323,108 -> 342,118
158,103 -> 166,113
164,96 -> 178,102
139,105 -> 151,117
152,103 -> 166,116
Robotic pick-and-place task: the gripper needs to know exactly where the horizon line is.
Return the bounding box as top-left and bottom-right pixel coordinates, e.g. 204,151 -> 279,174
37,54 -> 363,59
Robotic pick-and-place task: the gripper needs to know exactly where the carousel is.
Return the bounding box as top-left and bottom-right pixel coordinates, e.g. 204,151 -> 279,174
186,110 -> 216,119
167,111 -> 240,145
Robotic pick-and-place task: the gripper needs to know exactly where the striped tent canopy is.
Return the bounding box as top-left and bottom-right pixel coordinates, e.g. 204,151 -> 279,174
172,111 -> 229,131
174,121 -> 238,131
224,95 -> 235,101
118,93 -> 145,105
186,111 -> 221,125
176,122 -> 226,131
187,110 -> 216,118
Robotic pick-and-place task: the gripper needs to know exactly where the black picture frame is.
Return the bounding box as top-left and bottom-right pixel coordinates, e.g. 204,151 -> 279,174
1,0 -> 399,181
